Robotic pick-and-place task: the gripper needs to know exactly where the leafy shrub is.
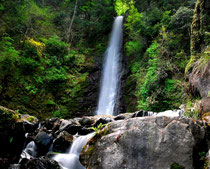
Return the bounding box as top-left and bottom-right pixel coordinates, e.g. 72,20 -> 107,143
44,36 -> 68,58
19,57 -> 41,75
52,106 -> 71,119
126,41 -> 145,57
0,36 -> 19,78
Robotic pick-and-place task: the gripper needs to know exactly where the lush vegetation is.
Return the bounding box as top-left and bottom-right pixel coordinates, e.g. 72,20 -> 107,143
0,0 -> 202,119
0,0 -> 114,119
119,0 -> 194,112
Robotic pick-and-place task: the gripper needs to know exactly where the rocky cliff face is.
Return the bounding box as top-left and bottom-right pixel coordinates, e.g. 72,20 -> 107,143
186,0 -> 210,119
187,60 -> 210,98
80,116 -> 209,169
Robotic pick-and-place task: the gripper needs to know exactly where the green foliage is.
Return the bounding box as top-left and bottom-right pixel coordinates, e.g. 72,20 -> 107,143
184,99 -> 201,120
140,42 -> 160,101
164,79 -> 184,107
0,36 -> 19,77
170,7 -> 193,34
174,50 -> 189,71
123,0 -> 193,112
0,0 -> 196,119
52,106 -> 70,118
9,137 -> 13,143
137,42 -> 167,111
115,0 -> 130,15
0,0 -> 115,119
171,162 -> 185,169
44,36 -> 68,57
125,41 -> 144,57
91,123 -> 107,135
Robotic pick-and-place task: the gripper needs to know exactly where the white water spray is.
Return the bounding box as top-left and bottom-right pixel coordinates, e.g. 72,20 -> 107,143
53,133 -> 93,169
97,16 -> 124,115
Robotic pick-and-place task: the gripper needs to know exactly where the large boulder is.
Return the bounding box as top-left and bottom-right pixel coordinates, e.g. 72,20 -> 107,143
53,131 -> 73,153
35,131 -> 53,156
80,116 -> 208,169
0,106 -> 38,164
187,61 -> 210,98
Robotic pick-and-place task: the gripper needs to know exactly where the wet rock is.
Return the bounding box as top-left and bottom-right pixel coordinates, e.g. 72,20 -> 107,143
20,156 -> 60,169
79,117 -> 95,127
81,116 -> 208,169
94,117 -> 113,127
78,127 -> 94,135
34,131 -> 53,156
45,118 -> 60,130
132,110 -> 154,117
11,122 -> 26,160
114,113 -> 134,120
59,119 -> 82,135
53,131 -> 73,153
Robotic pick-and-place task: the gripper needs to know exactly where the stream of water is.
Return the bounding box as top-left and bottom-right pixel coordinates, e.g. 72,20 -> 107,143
53,133 -> 94,169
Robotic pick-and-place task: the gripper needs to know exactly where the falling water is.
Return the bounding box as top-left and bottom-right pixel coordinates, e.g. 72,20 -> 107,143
53,133 -> 93,169
20,141 -> 37,159
97,16 -> 124,115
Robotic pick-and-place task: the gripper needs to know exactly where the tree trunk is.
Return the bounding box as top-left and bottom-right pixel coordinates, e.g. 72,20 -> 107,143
66,0 -> 78,44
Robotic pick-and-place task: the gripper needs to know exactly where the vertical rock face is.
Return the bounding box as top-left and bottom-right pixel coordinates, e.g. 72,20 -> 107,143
186,0 -> 210,117
187,60 -> 210,98
191,0 -> 210,55
80,116 -> 208,169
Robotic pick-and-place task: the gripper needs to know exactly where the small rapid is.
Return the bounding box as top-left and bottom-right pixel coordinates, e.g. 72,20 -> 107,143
53,133 -> 94,169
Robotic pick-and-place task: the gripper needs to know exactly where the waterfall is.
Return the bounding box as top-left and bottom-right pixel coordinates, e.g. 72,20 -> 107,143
97,16 -> 123,116
53,133 -> 93,169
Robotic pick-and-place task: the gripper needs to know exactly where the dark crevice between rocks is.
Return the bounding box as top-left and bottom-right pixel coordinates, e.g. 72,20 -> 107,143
192,127 -> 209,169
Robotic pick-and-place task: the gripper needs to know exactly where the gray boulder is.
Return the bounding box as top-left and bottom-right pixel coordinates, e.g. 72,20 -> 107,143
80,116 -> 208,169
187,61 -> 210,98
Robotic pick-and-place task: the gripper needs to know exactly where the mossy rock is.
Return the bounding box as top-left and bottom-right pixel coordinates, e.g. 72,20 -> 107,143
19,114 -> 38,124
0,106 -> 20,130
